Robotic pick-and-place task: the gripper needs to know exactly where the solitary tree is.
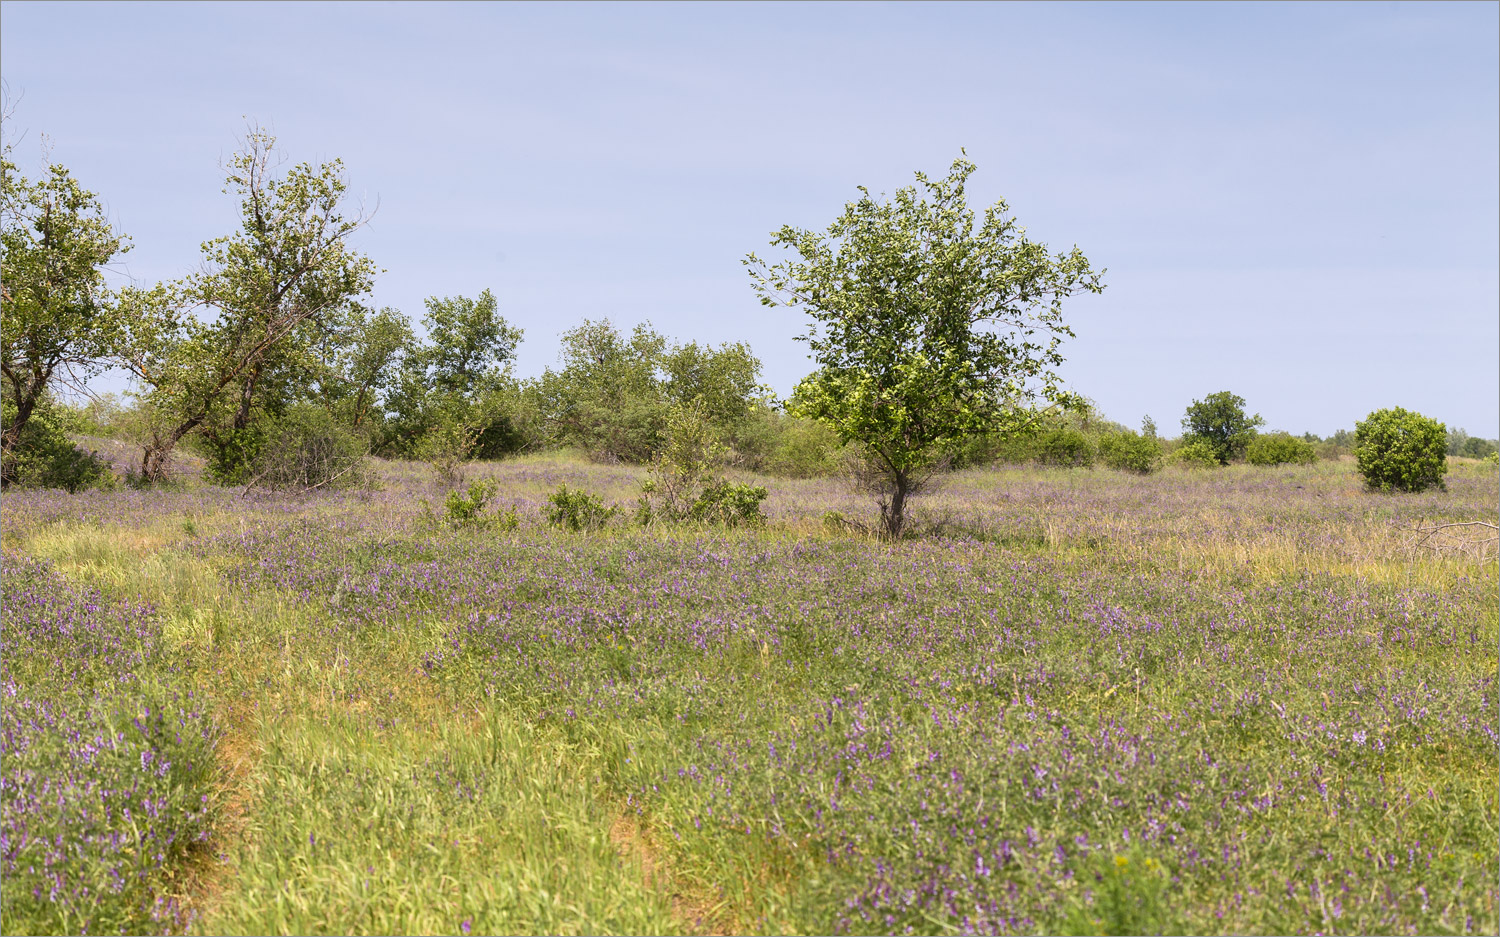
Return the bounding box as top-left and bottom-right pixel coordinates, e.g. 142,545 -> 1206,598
1180,391 -> 1263,465
1,153 -> 130,459
746,155 -> 1104,538
116,128 -> 376,480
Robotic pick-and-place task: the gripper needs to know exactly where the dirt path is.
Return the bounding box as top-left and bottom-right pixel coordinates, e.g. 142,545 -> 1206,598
610,811 -> 730,936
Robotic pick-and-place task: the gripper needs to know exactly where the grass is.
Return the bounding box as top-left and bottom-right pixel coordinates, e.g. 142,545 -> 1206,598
2,453 -> 1495,935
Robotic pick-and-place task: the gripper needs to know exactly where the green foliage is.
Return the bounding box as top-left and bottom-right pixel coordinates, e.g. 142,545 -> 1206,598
113,128 -> 377,481
537,320 -> 670,463
1096,429 -> 1162,474
419,290 -> 522,396
661,340 -> 763,434
370,293 -> 528,463
535,320 -> 763,466
1170,438 -> 1221,469
690,480 -> 769,527
732,406 -> 843,478
435,479 -> 517,531
318,304 -> 414,432
1037,426 -> 1097,468
1355,407 -> 1448,492
1181,391 -> 1264,465
1246,432 -> 1317,466
545,485 -> 619,532
1460,436 -> 1497,460
1,148 -> 131,458
0,397 -> 118,491
244,404 -> 369,492
636,402 -> 767,527
748,154 -> 1103,537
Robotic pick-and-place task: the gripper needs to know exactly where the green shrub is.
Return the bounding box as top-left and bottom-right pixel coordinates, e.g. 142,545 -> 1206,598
732,408 -> 841,477
1246,432 -> 1317,466
1037,427 -> 1096,468
1170,438 -> 1220,469
1355,407 -> 1448,492
690,480 -> 768,527
545,485 -> 619,532
0,399 -> 118,491
1096,430 -> 1162,474
435,479 -> 516,530
244,405 -> 369,491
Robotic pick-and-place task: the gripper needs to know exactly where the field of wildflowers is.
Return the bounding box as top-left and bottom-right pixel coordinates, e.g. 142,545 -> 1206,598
2,454 -> 1495,935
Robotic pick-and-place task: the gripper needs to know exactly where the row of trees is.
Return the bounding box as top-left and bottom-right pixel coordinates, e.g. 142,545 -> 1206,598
4,125 -> 1486,531
0,126 -> 828,491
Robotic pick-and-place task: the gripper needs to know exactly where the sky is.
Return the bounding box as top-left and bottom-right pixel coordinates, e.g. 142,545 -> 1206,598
2,0 -> 1496,436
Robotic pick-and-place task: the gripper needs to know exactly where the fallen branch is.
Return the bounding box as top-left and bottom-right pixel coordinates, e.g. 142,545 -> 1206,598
1408,520 -> 1499,562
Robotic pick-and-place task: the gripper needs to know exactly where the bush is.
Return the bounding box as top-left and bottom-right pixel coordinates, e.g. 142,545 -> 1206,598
1036,427 -> 1096,468
1354,407 -> 1447,492
545,485 -> 619,532
432,478 -> 516,530
0,399 -> 118,492
244,405 -> 369,491
1245,432 -> 1317,466
732,408 -> 841,477
690,480 -> 768,527
1097,430 -> 1162,474
1169,438 -> 1220,469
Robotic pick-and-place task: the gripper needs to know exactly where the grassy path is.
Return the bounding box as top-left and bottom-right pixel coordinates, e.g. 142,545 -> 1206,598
15,520 -> 710,936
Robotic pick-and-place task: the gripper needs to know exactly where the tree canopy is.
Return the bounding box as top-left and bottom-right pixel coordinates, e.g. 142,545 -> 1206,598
745,154 -> 1104,537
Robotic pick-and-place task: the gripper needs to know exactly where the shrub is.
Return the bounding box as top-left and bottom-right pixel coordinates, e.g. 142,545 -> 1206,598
434,479 -> 516,530
690,480 -> 768,527
1169,438 -> 1220,469
244,405 -> 368,492
1354,407 -> 1447,492
1097,430 -> 1162,474
731,408 -> 842,478
545,485 -> 619,532
638,402 -> 769,527
1246,432 -> 1317,466
0,399 -> 118,492
1036,426 -> 1096,468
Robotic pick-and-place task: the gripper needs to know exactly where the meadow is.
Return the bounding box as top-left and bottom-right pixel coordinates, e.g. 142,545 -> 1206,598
2,454 -> 1496,936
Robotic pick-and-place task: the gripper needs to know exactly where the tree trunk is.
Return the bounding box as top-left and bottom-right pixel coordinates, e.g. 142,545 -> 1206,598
882,471 -> 910,540
1,393 -> 36,455
232,366 -> 262,432
138,416 -> 202,482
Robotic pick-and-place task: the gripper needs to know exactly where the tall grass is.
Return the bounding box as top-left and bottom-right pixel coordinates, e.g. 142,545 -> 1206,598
3,454 -> 1494,935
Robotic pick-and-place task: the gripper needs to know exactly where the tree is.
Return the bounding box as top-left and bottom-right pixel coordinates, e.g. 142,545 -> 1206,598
1355,407 -> 1447,492
1,151 -> 131,462
115,128 -> 376,481
745,155 -> 1104,538
318,305 -> 413,431
418,289 -> 521,396
376,291 -> 526,463
536,319 -> 669,462
1180,391 -> 1263,466
661,340 -> 763,433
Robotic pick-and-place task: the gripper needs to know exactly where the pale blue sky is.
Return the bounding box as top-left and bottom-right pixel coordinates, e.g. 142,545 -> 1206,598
3,1 -> 1496,435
